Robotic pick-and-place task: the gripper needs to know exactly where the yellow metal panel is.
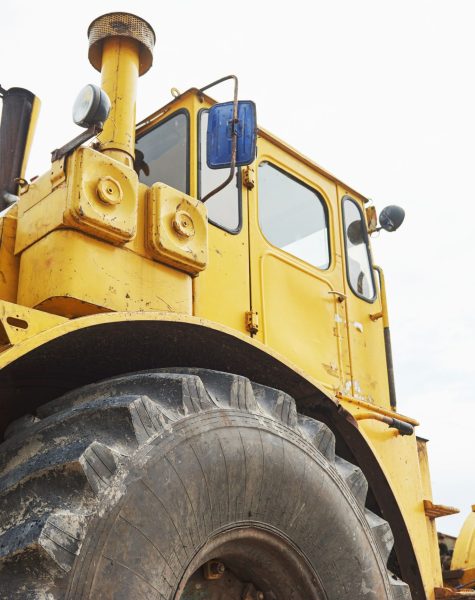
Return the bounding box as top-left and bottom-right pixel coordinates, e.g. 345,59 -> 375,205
0,299 -> 66,348
16,147 -> 139,252
17,168 -> 56,216
259,251 -> 343,387
17,229 -> 192,317
417,437 -> 445,592
123,182 -> 148,258
452,507 -> 475,572
193,222 -> 251,334
64,147 -> 139,244
146,182 -> 208,274
0,208 -> 20,302
15,173 -> 66,254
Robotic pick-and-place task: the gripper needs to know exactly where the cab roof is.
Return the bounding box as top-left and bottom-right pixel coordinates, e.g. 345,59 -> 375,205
136,87 -> 369,204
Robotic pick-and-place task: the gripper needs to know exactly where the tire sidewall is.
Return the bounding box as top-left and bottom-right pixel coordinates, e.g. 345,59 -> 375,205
68,408 -> 393,600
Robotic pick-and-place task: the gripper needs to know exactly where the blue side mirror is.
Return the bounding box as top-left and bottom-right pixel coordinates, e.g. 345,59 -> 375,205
207,100 -> 257,169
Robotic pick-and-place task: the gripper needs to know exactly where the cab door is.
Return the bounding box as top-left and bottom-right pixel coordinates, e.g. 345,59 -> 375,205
192,107 -> 251,334
248,138 -> 350,393
338,190 -> 390,408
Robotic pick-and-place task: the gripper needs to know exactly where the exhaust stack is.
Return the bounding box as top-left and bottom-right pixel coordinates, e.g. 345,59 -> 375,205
0,87 -> 40,211
87,13 -> 155,165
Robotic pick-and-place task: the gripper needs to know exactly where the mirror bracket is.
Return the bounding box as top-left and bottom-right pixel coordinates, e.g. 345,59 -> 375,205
199,76 -> 257,204
199,75 -> 239,203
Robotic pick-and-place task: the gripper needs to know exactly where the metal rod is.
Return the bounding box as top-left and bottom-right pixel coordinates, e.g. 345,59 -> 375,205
374,265 -> 397,410
456,579 -> 475,590
336,393 -> 420,426
356,412 -> 414,436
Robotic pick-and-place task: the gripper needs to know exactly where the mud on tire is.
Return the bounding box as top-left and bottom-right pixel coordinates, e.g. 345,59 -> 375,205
0,369 -> 411,599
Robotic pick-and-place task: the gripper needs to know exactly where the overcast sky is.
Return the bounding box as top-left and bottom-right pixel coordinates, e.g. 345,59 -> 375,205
1,0 -> 473,537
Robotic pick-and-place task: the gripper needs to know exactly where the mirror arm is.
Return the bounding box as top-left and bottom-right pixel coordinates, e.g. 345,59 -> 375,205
200,159 -> 235,204
200,75 -> 239,203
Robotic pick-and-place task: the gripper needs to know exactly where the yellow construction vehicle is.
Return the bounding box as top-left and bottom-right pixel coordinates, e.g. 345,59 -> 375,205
0,12 -> 473,600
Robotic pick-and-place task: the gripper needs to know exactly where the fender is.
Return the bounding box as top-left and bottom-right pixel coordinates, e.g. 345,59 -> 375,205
0,308 -> 426,599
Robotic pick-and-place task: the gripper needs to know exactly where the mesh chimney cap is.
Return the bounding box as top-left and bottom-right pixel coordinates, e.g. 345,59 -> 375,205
88,12 -> 156,76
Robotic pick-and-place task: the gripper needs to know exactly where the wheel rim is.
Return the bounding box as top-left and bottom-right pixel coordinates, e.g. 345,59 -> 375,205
176,525 -> 324,600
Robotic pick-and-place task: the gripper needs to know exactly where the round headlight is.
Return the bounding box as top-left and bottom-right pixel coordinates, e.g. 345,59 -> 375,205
72,84 -> 111,128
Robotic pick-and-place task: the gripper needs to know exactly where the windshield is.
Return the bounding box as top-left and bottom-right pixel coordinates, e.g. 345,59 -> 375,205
135,111 -> 189,193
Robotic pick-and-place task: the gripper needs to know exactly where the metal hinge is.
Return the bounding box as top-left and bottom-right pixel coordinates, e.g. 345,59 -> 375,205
245,310 -> 259,334
243,166 -> 255,190
366,205 -> 378,233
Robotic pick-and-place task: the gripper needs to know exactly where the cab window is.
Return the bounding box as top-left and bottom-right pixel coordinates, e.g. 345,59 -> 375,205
342,197 -> 376,301
198,110 -> 241,232
258,161 -> 330,269
135,110 -> 189,193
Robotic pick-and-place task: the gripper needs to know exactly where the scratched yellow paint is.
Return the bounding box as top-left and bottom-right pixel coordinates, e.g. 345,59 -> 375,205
0,30 -> 471,600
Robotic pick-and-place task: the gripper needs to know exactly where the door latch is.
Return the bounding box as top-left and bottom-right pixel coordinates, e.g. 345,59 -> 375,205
245,310 -> 259,334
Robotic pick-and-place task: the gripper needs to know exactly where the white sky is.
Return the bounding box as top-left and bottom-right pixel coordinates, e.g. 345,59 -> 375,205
1,0 -> 474,537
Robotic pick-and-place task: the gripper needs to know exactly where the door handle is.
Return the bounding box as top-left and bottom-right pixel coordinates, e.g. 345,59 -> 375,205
328,290 -> 347,303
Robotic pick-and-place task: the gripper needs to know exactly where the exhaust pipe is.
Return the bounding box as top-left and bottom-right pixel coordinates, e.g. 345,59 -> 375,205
87,13 -> 156,166
0,86 -> 40,211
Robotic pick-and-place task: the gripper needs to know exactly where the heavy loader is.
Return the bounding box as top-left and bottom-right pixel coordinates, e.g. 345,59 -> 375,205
0,11 -> 473,600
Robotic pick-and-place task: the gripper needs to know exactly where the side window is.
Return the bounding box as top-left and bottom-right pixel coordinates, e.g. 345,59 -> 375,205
135,111 -> 189,193
198,110 -> 241,232
342,197 -> 376,301
258,161 -> 330,269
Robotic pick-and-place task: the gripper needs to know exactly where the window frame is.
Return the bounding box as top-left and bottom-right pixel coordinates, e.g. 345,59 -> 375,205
197,108 -> 243,235
341,195 -> 377,303
257,159 -> 332,271
135,108 -> 191,195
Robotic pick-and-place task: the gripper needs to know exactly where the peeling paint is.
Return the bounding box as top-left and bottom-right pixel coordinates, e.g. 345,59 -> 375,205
322,362 -> 340,378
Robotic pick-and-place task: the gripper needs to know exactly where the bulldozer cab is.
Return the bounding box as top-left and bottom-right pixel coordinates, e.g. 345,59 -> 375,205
136,88 -> 390,410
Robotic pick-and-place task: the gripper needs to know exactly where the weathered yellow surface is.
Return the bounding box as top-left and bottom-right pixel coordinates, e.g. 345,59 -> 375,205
352,415 -> 443,598
15,147 -> 139,251
0,208 -> 20,303
0,83 -> 451,598
0,299 -> 66,348
98,37 -> 139,163
452,507 -> 475,579
17,229 -> 192,317
146,182 -> 208,274
63,147 -> 139,243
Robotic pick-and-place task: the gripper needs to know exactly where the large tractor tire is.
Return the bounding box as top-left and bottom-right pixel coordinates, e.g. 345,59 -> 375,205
0,369 -> 411,599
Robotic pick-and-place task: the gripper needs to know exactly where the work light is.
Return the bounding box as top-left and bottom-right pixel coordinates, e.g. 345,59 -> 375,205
72,84 -> 111,128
